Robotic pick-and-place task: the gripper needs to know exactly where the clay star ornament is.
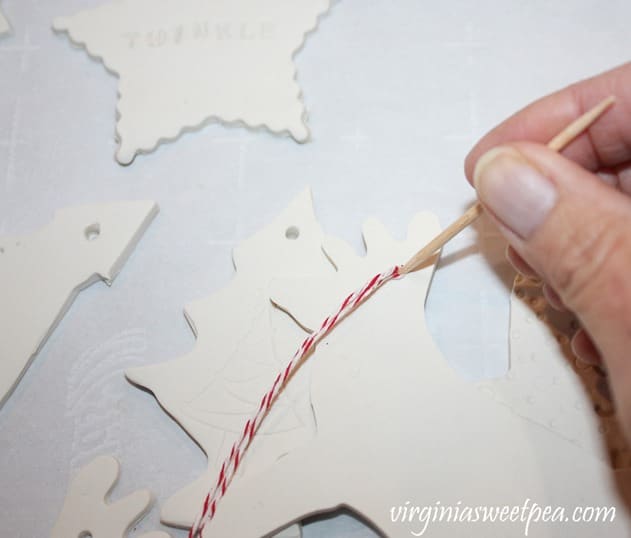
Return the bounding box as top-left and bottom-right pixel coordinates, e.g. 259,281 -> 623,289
126,191 -> 335,537
195,215 -> 631,537
53,0 -> 331,164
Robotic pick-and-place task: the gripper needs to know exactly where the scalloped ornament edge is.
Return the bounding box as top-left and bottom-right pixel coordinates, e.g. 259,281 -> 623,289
52,0 -> 333,164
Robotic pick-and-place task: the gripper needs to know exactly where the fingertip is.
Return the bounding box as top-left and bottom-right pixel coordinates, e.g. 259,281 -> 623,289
506,245 -> 538,279
572,328 -> 602,365
464,148 -> 480,186
542,283 -> 567,311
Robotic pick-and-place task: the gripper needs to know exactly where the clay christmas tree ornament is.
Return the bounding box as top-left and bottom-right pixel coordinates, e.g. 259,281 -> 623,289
0,200 -> 158,408
53,0 -> 331,164
51,455 -> 170,538
126,190 -> 334,537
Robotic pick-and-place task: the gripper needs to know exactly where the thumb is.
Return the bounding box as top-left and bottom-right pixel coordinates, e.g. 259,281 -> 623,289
473,142 -> 631,434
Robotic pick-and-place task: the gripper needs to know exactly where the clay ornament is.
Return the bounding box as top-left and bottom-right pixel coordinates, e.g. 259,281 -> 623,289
53,0 -> 332,164
483,275 -> 631,467
126,190 -> 334,537
190,215 -> 631,537
0,200 -> 158,408
51,455 -> 170,538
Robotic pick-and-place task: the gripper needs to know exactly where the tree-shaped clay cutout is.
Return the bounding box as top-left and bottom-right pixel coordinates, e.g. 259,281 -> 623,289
0,201 -> 158,408
126,190 -> 335,537
195,215 -> 631,537
53,0 -> 331,164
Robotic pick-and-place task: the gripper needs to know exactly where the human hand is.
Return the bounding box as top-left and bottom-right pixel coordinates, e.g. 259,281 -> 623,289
464,62 -> 631,438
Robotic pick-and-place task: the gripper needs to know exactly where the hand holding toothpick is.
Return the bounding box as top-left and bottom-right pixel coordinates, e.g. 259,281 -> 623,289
400,95 -> 615,274
461,63 -> 631,447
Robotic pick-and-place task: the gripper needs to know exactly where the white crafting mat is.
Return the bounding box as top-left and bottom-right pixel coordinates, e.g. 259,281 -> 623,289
0,1 -> 629,536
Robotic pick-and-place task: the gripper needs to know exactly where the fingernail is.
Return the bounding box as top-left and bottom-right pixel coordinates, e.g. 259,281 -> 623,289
473,147 -> 558,239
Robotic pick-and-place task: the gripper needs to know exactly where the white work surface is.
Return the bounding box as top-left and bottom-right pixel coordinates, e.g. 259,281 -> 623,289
0,1 -> 629,536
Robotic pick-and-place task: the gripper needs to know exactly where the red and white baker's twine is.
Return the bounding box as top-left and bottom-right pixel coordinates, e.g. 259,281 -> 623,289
188,265 -> 403,537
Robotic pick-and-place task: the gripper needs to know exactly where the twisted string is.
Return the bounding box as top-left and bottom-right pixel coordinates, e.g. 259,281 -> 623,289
189,265 -> 402,537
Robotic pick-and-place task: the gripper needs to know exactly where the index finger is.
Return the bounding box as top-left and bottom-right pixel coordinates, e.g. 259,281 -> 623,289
464,62 -> 631,184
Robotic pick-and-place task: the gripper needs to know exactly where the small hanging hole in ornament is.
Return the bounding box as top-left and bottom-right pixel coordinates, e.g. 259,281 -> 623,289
285,226 -> 300,240
84,223 -> 101,241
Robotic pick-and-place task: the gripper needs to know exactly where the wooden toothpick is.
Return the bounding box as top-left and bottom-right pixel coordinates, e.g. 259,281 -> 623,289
400,95 -> 616,275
